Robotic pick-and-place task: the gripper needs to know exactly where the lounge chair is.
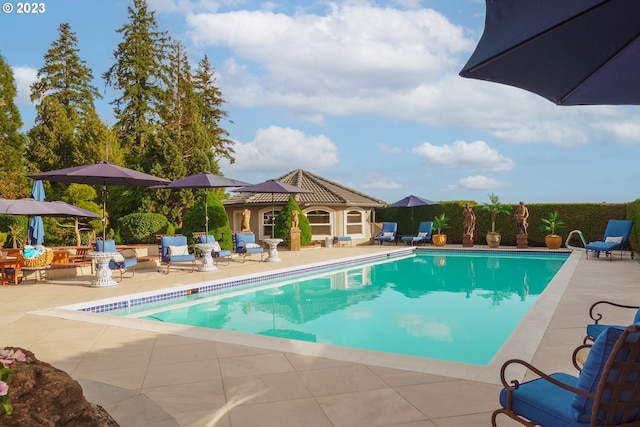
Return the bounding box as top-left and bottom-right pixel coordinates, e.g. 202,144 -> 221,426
234,232 -> 265,262
492,324 -> 640,427
94,239 -> 138,280
195,234 -> 232,266
374,222 -> 398,245
582,300 -> 640,344
400,221 -> 433,246
585,219 -> 634,260
160,235 -> 196,274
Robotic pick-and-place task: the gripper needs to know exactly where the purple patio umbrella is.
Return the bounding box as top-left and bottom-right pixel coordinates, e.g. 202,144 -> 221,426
154,172 -> 251,236
234,180 -> 313,238
29,160 -> 170,243
459,0 -> 640,105
29,180 -> 46,245
0,198 -> 100,218
389,195 -> 437,229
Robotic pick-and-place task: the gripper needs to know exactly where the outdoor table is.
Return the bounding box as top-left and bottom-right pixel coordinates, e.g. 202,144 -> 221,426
263,238 -> 283,262
87,251 -> 119,287
194,243 -> 218,272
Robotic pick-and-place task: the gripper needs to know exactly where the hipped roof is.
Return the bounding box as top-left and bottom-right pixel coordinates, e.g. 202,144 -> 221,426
223,169 -> 386,208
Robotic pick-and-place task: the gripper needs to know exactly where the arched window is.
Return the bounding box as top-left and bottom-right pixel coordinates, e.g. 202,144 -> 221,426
305,209 -> 332,238
344,209 -> 365,237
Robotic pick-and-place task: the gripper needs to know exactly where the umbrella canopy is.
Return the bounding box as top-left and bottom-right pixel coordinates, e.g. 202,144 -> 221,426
234,180 -> 313,238
459,0 -> 640,105
29,160 -> 169,244
29,180 -> 46,245
0,198 -> 100,218
389,195 -> 436,208
155,172 -> 251,236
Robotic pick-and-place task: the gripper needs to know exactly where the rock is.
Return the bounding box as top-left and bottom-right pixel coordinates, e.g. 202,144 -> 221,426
0,347 -> 115,427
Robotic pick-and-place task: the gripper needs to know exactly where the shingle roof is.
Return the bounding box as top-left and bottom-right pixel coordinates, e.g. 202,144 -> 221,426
223,169 -> 386,208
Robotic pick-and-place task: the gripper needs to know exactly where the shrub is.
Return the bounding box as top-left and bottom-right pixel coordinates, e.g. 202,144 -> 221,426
117,213 -> 168,243
274,196 -> 312,246
181,192 -> 233,250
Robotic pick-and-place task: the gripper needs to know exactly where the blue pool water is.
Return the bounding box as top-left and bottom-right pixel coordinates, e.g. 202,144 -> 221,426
109,251 -> 568,365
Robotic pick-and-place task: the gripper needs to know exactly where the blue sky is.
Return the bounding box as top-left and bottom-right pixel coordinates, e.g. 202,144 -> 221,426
3,0 -> 640,205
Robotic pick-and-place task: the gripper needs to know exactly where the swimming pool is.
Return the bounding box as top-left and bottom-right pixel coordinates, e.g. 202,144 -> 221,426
99,250 -> 566,365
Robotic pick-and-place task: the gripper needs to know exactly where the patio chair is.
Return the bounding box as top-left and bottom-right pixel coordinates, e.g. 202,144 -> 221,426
582,300 -> 640,344
195,234 -> 232,266
234,232 -> 264,262
160,235 -> 196,273
94,239 -> 138,280
374,222 -> 398,245
400,221 -> 433,245
2,249 -> 24,285
585,219 -> 634,260
492,324 -> 640,427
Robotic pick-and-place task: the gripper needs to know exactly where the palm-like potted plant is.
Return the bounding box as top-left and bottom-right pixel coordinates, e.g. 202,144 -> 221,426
480,193 -> 512,248
539,211 -> 565,249
432,213 -> 449,247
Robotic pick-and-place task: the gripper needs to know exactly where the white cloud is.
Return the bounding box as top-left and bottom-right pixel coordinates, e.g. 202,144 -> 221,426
458,175 -> 505,190
591,120 -> 640,145
11,66 -> 37,107
360,173 -> 402,190
412,140 -> 514,172
379,143 -> 401,154
396,314 -> 452,341
222,126 -> 338,173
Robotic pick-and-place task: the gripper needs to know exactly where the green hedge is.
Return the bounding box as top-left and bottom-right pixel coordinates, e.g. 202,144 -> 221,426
377,201 -> 635,249
117,213 -> 169,244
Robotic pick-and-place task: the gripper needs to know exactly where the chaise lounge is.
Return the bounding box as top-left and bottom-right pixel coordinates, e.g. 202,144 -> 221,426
400,221 -> 433,246
585,219 -> 634,260
374,222 -> 398,245
234,232 -> 264,262
160,235 -> 196,273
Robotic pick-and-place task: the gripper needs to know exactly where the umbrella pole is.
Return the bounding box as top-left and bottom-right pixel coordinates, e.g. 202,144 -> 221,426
204,191 -> 209,236
271,193 -> 275,238
102,185 -> 107,250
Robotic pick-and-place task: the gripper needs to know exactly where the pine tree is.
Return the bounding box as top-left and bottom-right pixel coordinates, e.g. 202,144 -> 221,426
26,22 -> 114,177
103,0 -> 169,160
0,53 -> 27,176
193,55 -> 235,165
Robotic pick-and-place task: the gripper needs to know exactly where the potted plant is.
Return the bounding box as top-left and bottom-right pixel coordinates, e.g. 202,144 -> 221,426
480,193 -> 512,248
539,211 -> 565,249
432,213 -> 449,247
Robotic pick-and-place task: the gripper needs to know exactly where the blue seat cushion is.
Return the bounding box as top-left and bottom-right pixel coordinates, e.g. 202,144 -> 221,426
572,326 -> 625,424
586,323 -> 612,340
500,372 -> 585,427
109,258 -> 137,269
217,250 -> 231,257
585,241 -> 620,252
168,254 -> 195,262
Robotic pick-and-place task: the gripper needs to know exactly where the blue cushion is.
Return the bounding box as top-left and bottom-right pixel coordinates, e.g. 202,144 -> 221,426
161,236 -> 189,262
110,258 -> 137,270
572,326 -> 625,423
197,235 -> 216,244
95,240 -> 117,252
168,254 -> 195,262
586,323 -> 612,340
499,372 -> 584,427
634,307 -> 640,324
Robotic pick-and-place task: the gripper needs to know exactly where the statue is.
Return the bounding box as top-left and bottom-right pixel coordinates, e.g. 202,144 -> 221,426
462,203 -> 476,237
515,201 -> 530,235
241,209 -> 251,232
291,210 -> 299,229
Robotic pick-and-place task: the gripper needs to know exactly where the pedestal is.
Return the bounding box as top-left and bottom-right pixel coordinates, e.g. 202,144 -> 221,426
194,243 -> 218,271
290,227 -> 301,251
263,238 -> 283,262
516,233 -> 529,249
87,251 -> 119,287
462,233 -> 474,247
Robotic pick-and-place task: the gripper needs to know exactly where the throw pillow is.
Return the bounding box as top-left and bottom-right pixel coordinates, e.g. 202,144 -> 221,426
604,236 -> 623,243
245,243 -> 261,249
382,232 -> 394,238
168,245 -> 189,256
212,242 -> 221,252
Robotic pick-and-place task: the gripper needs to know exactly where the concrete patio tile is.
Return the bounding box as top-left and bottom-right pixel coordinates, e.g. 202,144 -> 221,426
285,352 -> 356,371
396,380 -> 496,419
366,364 -> 459,387
315,388 -> 426,427
143,358 -> 221,388
148,340 -> 218,365
223,371 -> 311,404
215,341 -> 276,358
229,397 -> 333,427
219,352 -> 294,378
298,364 -> 388,396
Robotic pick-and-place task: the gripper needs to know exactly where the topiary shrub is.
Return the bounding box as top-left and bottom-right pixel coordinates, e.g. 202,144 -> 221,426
117,213 -> 168,243
181,192 -> 233,250
274,196 -> 312,246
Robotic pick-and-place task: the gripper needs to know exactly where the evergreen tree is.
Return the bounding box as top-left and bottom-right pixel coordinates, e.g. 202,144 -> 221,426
193,55 -> 235,165
0,53 -> 27,176
274,196 -> 312,246
26,22 -> 114,180
103,0 -> 169,161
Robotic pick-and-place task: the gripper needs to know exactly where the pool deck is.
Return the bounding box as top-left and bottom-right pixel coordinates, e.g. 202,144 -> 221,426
1,244 -> 638,426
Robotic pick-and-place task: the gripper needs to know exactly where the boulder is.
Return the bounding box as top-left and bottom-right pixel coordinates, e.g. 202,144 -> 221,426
0,347 -> 112,427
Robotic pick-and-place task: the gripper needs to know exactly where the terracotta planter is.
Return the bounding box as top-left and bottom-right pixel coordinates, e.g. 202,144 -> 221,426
545,235 -> 562,250
486,232 -> 501,248
432,234 -> 447,247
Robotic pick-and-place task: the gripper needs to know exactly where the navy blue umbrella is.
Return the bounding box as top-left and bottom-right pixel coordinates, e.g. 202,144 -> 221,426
460,0 -> 640,105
